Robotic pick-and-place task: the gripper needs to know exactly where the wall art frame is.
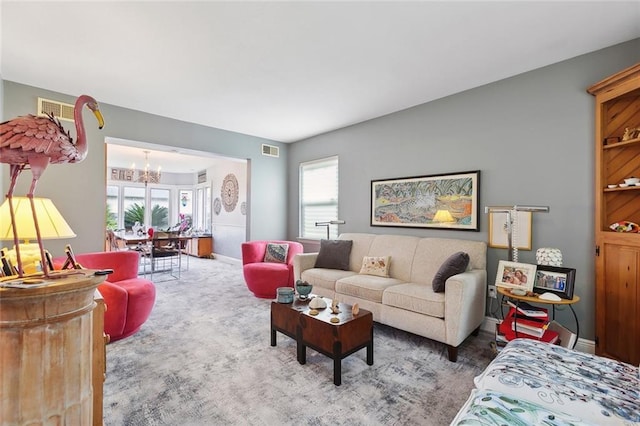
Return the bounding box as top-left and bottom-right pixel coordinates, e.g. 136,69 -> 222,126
370,170 -> 480,230
495,260 -> 536,292
533,265 -> 576,300
488,211 -> 532,250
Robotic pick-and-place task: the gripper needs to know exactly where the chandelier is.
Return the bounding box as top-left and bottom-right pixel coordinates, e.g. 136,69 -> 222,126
132,150 -> 161,186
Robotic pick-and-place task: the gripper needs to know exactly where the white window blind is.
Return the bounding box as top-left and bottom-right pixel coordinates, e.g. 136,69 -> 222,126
300,156 -> 339,239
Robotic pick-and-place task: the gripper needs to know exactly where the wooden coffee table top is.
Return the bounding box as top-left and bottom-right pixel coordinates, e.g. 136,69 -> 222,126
278,295 -> 371,325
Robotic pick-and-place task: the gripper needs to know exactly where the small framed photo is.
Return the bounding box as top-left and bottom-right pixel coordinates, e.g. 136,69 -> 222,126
495,260 -> 536,292
533,265 -> 576,300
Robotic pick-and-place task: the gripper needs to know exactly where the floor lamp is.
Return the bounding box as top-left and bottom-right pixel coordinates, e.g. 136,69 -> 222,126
485,205 -> 549,261
315,220 -> 346,239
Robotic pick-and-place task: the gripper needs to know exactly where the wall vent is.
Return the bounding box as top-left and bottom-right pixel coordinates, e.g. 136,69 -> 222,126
37,98 -> 75,122
261,144 -> 279,158
197,170 -> 207,184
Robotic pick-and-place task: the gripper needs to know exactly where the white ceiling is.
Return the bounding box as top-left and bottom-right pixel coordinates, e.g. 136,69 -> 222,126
105,138 -> 238,174
2,1 -> 640,144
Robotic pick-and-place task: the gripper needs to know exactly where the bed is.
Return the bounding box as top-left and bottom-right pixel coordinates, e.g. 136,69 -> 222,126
452,338 -> 640,425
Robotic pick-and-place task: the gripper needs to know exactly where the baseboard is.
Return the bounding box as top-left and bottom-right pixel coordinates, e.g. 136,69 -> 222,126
481,316 -> 594,354
212,254 -> 241,265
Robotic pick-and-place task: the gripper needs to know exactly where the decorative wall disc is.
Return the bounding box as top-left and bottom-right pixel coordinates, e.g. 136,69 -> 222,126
221,173 -> 239,212
213,197 -> 222,215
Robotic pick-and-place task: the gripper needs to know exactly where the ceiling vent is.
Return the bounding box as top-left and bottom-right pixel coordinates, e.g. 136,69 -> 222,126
262,144 -> 279,158
197,170 -> 207,184
37,97 -> 75,122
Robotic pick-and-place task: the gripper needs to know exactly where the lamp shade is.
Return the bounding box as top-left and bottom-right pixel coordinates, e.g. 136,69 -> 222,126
0,197 -> 76,241
433,209 -> 455,223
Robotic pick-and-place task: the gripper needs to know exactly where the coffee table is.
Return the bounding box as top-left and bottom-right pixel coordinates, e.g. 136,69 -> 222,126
270,297 -> 373,386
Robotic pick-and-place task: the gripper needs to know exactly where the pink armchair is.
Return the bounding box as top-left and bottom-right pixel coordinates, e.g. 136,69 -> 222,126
54,251 -> 156,341
241,240 -> 304,298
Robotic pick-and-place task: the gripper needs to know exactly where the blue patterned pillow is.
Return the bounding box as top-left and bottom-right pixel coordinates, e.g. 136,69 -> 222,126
264,243 -> 289,263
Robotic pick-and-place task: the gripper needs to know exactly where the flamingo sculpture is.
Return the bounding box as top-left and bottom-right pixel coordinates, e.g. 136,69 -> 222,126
0,95 -> 104,278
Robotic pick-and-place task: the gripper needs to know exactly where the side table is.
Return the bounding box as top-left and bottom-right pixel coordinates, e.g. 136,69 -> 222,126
497,287 -> 580,349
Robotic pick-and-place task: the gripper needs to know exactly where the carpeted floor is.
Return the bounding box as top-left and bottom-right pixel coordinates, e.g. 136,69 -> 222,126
103,257 -> 496,425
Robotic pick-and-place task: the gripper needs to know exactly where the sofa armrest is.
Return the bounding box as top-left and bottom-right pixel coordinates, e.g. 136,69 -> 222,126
293,253 -> 318,281
444,269 -> 487,347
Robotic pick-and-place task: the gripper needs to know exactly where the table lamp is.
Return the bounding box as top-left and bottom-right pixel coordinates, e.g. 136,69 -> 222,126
0,197 -> 76,275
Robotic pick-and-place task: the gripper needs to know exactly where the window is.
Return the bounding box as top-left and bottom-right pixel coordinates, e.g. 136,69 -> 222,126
300,156 -> 339,239
123,186 -> 146,231
204,187 -> 211,232
179,190 -> 193,231
196,188 -> 204,231
106,184 -> 178,232
150,188 -> 170,229
106,185 -> 119,230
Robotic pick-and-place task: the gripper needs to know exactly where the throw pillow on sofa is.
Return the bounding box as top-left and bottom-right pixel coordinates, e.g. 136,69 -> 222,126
432,251 -> 470,292
264,243 -> 289,263
314,239 -> 353,270
359,256 -> 391,277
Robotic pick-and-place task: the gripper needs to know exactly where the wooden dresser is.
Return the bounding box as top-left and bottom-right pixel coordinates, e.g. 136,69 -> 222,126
187,236 -> 213,258
0,272 -> 106,425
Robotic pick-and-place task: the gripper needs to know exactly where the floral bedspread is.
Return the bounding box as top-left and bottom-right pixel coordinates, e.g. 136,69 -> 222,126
451,389 -> 596,425
471,339 -> 639,426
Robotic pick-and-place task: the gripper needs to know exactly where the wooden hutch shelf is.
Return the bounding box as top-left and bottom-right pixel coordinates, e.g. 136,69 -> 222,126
588,62 -> 640,366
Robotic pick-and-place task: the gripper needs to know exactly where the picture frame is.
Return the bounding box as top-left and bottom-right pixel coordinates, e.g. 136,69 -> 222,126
533,265 -> 576,300
495,260 -> 536,292
488,211 -> 532,250
370,170 -> 480,230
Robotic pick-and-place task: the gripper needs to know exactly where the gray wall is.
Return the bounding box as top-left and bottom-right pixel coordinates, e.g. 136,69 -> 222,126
1,83 -> 289,258
287,39 -> 640,341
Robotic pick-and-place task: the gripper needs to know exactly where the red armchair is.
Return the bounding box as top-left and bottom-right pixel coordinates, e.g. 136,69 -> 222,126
54,251 -> 156,342
241,240 -> 303,298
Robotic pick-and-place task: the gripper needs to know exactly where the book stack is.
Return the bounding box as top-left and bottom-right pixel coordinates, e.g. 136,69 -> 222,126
497,302 -> 559,345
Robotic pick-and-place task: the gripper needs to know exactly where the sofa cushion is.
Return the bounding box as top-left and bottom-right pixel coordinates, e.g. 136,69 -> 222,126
301,268 -> 357,291
336,274 -> 404,303
432,251 -> 470,292
366,234 -> 419,282
382,283 -> 445,318
314,239 -> 353,270
338,233 -> 377,272
410,238 -> 486,285
264,243 -> 289,263
359,256 -> 391,277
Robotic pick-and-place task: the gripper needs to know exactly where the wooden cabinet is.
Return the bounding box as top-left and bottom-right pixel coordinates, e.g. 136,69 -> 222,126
187,236 -> 213,257
588,63 -> 640,366
93,290 -> 107,426
0,273 -> 106,425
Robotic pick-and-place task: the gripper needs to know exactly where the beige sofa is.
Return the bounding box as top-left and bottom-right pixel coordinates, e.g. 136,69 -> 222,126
293,233 -> 487,362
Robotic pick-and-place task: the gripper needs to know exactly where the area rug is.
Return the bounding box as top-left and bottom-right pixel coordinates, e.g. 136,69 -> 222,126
103,257 -> 496,425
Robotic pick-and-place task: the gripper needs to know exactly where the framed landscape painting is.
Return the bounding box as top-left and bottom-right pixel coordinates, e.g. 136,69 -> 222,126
370,170 -> 480,230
